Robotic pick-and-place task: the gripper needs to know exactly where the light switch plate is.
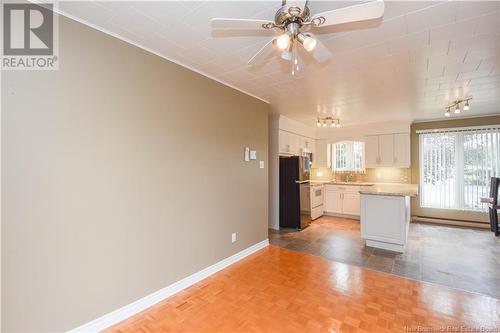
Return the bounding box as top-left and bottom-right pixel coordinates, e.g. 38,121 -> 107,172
259,161 -> 265,169
244,147 -> 250,162
250,150 -> 257,160
231,233 -> 237,243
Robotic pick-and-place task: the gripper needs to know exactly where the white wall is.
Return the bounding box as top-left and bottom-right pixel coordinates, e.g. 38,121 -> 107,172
279,115 -> 316,138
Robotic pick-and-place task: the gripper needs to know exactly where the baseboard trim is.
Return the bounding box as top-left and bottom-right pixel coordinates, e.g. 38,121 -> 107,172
411,216 -> 489,229
324,212 -> 359,220
68,239 -> 269,333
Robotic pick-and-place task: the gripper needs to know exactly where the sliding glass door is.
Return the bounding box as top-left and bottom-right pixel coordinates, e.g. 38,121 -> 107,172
419,126 -> 500,212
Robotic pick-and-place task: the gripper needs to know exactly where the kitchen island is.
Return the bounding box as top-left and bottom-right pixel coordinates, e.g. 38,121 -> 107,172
359,184 -> 418,253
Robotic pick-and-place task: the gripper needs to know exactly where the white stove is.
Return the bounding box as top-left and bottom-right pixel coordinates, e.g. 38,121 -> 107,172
310,184 -> 324,220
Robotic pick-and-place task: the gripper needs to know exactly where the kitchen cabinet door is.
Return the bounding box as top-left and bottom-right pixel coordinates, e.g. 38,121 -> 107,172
342,193 -> 360,215
288,133 -> 300,155
325,190 -> 342,214
378,134 -> 394,166
314,140 -> 328,167
394,133 -> 410,167
365,135 -> 379,168
279,130 -> 290,153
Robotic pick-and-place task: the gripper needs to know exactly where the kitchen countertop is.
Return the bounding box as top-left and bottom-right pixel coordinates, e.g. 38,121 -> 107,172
358,183 -> 418,197
310,181 -> 375,186
309,181 -> 418,197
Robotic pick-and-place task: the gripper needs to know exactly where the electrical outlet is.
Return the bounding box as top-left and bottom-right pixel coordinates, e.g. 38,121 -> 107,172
259,160 -> 265,169
231,233 -> 237,243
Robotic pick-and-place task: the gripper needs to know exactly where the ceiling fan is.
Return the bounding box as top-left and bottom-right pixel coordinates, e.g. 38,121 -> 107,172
211,0 -> 385,73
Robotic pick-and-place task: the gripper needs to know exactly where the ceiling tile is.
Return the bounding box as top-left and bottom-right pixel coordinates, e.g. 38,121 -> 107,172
406,2 -> 458,34
57,1 -> 500,126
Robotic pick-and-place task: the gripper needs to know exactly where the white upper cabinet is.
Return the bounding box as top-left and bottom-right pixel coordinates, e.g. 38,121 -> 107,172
279,130 -> 315,156
314,141 -> 329,167
279,130 -> 290,153
365,133 -> 410,168
364,136 -> 379,168
394,133 -> 411,167
378,134 -> 394,166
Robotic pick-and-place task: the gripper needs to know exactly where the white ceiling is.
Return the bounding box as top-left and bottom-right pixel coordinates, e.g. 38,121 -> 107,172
55,1 -> 500,127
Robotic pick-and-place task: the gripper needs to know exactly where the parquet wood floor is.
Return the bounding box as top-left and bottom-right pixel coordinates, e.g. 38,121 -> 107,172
106,246 -> 500,333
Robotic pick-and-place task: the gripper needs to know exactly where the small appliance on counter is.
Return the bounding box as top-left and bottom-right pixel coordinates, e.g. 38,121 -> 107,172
279,154 -> 312,229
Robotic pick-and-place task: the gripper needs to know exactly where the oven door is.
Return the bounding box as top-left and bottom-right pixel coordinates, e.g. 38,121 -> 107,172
311,186 -> 324,208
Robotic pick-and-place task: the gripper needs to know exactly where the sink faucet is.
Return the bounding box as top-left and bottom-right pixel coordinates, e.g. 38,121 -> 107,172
346,172 -> 354,182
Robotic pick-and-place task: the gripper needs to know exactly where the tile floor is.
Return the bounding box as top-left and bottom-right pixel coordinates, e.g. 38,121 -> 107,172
269,216 -> 500,298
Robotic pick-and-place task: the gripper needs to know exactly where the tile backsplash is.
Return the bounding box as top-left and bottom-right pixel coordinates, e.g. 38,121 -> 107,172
311,167 -> 411,184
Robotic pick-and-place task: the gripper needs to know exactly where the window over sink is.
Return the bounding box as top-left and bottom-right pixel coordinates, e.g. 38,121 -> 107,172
332,141 -> 365,173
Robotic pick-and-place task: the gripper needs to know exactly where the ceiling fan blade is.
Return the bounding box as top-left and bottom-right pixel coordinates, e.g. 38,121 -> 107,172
312,0 -> 384,27
211,18 -> 274,30
247,38 -> 276,65
310,38 -> 332,63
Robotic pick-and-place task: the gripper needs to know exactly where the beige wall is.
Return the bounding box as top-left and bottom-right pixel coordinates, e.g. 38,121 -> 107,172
1,15 -> 269,332
411,115 -> 500,223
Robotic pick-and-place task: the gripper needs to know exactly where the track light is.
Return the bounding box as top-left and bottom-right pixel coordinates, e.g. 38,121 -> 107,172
464,100 -> 470,111
276,34 -> 290,50
316,116 -> 341,128
443,97 -> 472,118
297,33 -> 317,52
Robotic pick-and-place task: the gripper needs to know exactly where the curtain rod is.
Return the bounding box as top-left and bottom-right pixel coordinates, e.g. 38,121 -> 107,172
416,124 -> 500,134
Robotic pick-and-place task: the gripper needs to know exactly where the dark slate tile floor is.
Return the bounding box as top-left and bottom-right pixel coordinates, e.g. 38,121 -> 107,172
269,215 -> 500,298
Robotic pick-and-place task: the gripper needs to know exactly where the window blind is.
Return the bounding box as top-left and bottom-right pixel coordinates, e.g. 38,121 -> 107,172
418,125 -> 500,211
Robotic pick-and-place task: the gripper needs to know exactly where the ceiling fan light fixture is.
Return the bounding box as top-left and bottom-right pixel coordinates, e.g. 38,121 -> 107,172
297,33 -> 316,52
276,33 -> 291,50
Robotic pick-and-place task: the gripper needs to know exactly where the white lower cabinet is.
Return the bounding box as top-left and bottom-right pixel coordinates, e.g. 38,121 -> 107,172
325,190 -> 342,214
342,193 -> 361,215
324,185 -> 361,217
